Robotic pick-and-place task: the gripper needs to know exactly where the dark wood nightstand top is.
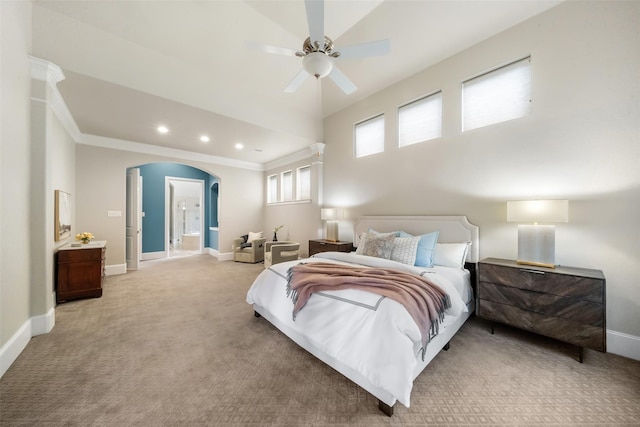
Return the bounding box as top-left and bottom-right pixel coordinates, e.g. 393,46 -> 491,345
309,239 -> 354,256
480,257 -> 605,280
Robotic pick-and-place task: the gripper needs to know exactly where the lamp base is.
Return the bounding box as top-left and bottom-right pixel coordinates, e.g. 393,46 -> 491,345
517,224 -> 556,269
325,221 -> 339,242
516,259 -> 556,269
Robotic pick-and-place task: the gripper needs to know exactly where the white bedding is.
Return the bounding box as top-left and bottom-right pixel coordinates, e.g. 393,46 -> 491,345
246,251 -> 472,408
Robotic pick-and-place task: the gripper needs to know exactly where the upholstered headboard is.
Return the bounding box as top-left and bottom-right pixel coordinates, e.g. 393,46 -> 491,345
353,215 -> 480,263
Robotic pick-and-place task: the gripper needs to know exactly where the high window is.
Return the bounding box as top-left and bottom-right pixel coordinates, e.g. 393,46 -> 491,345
354,114 -> 385,158
281,170 -> 293,202
296,165 -> 311,200
398,91 -> 442,147
267,174 -> 278,204
462,57 -> 531,131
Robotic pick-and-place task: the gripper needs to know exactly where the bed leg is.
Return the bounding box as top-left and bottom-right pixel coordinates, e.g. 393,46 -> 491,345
254,311 -> 261,318
378,400 -> 394,417
443,342 -> 450,351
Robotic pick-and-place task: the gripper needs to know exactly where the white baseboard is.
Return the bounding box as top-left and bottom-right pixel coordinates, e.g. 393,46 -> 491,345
141,251 -> 166,261
607,329 -> 640,361
105,263 -> 126,276
208,248 -> 233,261
0,307 -> 56,378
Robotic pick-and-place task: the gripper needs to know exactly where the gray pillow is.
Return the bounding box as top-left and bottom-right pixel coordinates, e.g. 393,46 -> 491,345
361,232 -> 396,259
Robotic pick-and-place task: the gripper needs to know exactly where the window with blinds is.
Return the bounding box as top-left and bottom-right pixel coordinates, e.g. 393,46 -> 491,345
281,170 -> 293,202
462,57 -> 531,132
296,165 -> 311,200
354,114 -> 385,158
398,91 -> 442,147
267,174 -> 278,204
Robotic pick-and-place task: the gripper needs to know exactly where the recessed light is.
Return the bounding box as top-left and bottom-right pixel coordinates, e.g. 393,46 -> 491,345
157,125 -> 169,134
235,143 -> 244,150
200,135 -> 210,143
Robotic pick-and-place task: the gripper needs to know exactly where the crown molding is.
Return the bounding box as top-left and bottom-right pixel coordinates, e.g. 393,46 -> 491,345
78,134 -> 265,171
29,56 -> 64,85
264,142 -> 325,171
29,56 -> 81,141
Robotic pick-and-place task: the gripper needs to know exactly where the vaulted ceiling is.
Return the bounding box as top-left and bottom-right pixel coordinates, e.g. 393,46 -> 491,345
32,0 -> 562,165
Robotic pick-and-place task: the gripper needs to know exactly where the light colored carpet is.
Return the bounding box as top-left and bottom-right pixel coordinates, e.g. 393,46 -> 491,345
1,254 -> 639,426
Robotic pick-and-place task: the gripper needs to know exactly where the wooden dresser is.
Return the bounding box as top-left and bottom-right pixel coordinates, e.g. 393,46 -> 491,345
309,239 -> 354,256
477,258 -> 606,362
56,240 -> 106,304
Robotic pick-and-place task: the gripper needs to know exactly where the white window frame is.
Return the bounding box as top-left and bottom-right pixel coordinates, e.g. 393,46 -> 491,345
296,165 -> 311,201
462,56 -> 532,132
354,114 -> 385,158
398,91 -> 443,147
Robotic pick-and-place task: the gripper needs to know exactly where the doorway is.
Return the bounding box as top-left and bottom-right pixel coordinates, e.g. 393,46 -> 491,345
166,177 -> 204,257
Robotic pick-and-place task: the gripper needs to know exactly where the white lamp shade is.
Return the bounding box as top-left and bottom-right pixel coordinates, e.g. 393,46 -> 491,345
320,208 -> 336,220
507,200 -> 569,223
321,208 -> 343,221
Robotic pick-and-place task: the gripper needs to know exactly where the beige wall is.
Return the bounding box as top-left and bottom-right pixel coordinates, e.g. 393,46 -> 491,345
1,3 -> 76,369
1,0 -> 33,347
324,1 -> 640,338
75,144 -> 264,267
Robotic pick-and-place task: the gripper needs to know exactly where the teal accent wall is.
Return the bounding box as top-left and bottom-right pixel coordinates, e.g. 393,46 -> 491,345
133,163 -> 218,253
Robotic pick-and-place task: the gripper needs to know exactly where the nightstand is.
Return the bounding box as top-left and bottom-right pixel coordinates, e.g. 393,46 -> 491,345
477,258 -> 606,362
309,239 -> 354,256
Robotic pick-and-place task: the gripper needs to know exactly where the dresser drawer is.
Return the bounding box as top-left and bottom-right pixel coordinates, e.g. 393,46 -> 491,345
478,282 -> 604,327
57,247 -> 103,263
478,300 -> 605,351
479,263 -> 604,303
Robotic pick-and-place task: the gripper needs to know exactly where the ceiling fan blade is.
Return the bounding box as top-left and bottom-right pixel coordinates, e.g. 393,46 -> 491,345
244,40 -> 298,56
337,39 -> 391,60
284,69 -> 309,93
328,66 -> 357,95
305,0 -> 324,47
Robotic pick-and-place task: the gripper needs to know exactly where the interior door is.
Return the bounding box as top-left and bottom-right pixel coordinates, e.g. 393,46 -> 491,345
126,168 -> 142,269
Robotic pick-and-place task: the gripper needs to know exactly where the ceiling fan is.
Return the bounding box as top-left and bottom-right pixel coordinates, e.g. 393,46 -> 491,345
245,0 -> 390,95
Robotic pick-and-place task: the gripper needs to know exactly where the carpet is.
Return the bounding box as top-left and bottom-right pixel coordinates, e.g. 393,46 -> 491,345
1,255 -> 639,426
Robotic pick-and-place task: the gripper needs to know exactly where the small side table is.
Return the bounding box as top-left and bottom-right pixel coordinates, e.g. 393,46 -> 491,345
56,240 -> 106,304
309,239 -> 354,256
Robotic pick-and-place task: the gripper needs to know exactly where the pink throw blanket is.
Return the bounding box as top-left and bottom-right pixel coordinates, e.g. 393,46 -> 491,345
286,262 -> 451,359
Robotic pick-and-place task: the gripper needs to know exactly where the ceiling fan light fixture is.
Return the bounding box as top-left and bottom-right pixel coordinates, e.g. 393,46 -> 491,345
303,52 -> 333,79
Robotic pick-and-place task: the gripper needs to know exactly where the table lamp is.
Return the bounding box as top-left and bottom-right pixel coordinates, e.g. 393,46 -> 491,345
507,200 -> 569,268
321,208 -> 342,242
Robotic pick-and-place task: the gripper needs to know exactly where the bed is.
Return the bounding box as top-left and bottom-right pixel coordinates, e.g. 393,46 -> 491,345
246,215 -> 479,415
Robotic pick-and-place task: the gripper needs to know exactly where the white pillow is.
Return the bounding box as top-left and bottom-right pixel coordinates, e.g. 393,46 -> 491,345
390,236 -> 420,265
433,242 -> 471,269
247,231 -> 263,243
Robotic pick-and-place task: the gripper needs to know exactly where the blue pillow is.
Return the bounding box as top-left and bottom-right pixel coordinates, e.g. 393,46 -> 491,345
399,231 -> 439,267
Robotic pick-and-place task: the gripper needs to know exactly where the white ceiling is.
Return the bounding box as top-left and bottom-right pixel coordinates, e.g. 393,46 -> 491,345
32,0 -> 562,165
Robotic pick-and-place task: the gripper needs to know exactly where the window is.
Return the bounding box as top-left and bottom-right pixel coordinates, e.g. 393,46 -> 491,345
281,170 -> 293,202
296,165 -> 311,200
462,57 -> 531,131
398,91 -> 442,147
354,114 -> 384,158
267,174 -> 277,203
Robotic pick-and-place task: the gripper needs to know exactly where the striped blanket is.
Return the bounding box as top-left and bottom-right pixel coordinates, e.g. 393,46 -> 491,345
286,262 -> 451,359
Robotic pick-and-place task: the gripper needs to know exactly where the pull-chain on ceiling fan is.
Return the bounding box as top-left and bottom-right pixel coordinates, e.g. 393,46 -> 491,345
246,0 -> 390,95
